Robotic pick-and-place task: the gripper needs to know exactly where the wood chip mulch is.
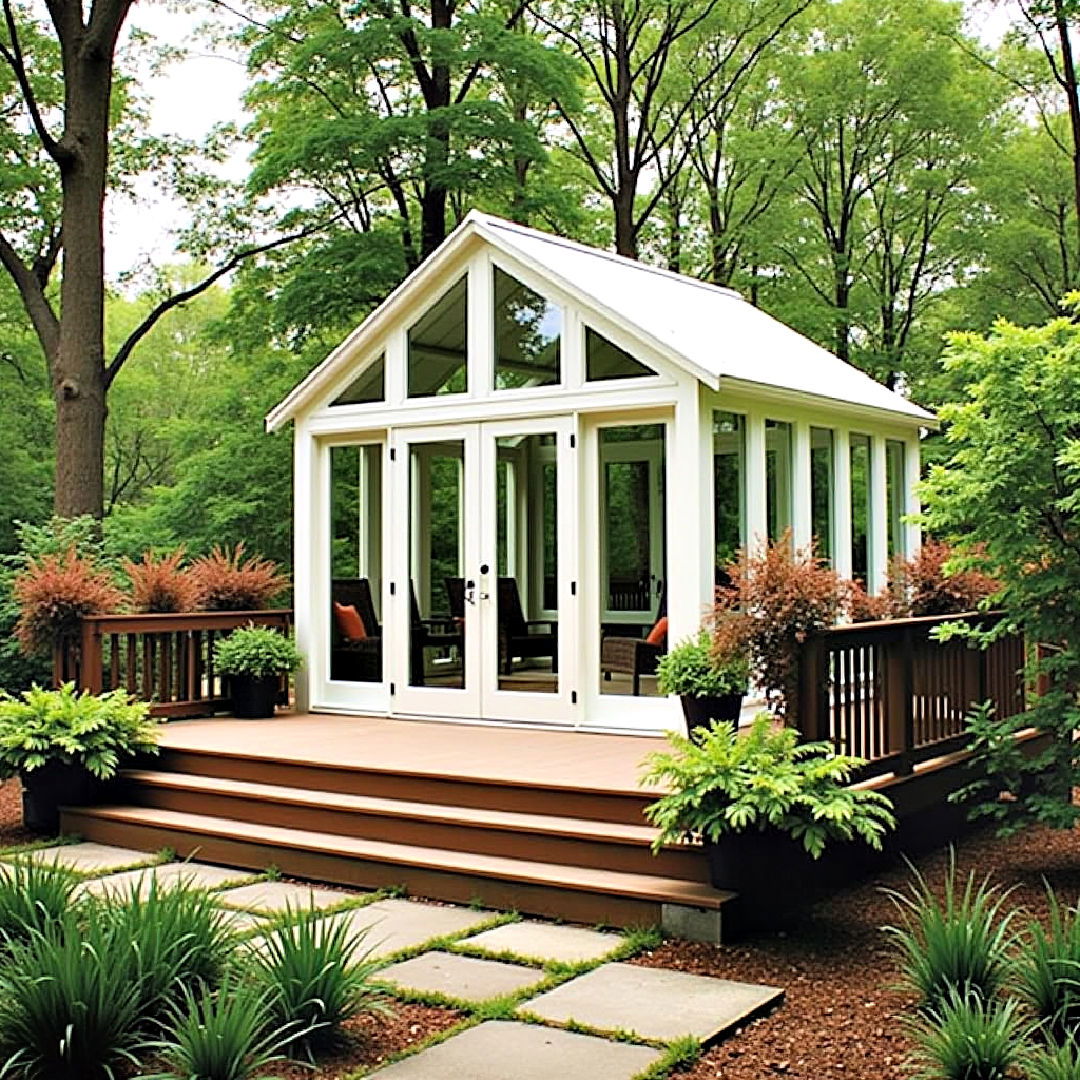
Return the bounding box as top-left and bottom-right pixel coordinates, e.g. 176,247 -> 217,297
633,810 -> 1080,1080
0,778 -> 35,850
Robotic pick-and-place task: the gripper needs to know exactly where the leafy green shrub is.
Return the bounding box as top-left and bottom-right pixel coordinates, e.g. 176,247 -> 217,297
1027,1039 -> 1080,1080
1015,890 -> 1080,1046
250,906 -> 388,1056
213,626 -> 303,679
907,990 -> 1027,1080
640,713 -> 895,856
0,683 -> 159,780
885,859 -> 1017,1011
145,979 -> 300,1080
655,630 -> 748,698
0,857 -> 80,947
0,912 -> 144,1080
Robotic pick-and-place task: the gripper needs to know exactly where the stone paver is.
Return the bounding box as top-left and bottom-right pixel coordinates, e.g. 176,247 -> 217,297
369,1021 -> 660,1079
79,861 -> 251,899
15,842 -> 157,874
463,921 -> 625,964
376,951 -> 545,1003
321,899 -> 498,961
523,961 -> 783,1043
218,908 -> 265,932
217,880 -> 358,913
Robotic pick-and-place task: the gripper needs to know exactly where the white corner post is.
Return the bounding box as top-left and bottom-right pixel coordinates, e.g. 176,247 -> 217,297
292,421 -> 318,714
792,420 -> 812,551
869,435 -> 889,593
904,436 -> 922,558
832,428 -> 853,580
745,413 -> 768,554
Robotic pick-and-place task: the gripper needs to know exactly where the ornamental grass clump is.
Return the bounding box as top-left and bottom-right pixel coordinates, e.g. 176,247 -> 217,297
190,544 -> 289,612
123,549 -> 198,614
885,858 -> 1018,1012
640,713 -> 895,857
1014,890 -> 1080,1046
1027,1039 -> 1080,1080
0,857 -> 80,949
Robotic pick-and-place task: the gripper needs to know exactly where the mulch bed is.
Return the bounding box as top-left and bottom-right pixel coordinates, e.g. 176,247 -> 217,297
633,813 -> 1080,1079
0,778 -> 36,850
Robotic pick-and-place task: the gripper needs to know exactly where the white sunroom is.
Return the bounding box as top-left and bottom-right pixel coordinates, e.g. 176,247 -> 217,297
267,211 -> 934,734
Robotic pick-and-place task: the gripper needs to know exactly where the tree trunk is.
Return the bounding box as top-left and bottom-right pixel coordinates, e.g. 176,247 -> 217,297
833,250 -> 851,363
1054,0 -> 1080,265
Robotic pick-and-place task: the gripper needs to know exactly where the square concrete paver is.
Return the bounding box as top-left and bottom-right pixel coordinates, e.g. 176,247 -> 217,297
524,962 -> 783,1043
463,921 -> 624,964
370,1021 -> 659,1079
80,861 -> 251,899
17,843 -> 157,874
321,899 -> 497,961
376,951 -> 545,1003
217,880 -> 358,913
218,908 -> 265,932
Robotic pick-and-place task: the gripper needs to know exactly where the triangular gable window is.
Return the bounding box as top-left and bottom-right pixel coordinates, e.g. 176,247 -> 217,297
408,276 -> 468,398
585,327 -> 656,381
494,266 -> 561,389
331,354 -> 385,406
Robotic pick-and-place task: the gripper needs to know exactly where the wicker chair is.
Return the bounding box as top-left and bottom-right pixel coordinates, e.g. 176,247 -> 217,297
599,593 -> 667,696
330,578 -> 382,682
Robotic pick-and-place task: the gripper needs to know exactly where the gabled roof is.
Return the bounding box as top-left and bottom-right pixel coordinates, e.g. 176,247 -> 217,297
267,211 -> 934,430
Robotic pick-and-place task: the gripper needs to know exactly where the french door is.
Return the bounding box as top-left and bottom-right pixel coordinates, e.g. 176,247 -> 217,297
389,417 -> 577,724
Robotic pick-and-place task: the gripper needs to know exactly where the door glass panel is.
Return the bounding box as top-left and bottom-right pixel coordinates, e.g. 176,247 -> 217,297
409,441 -> 466,688
493,268 -> 561,389
599,424 -> 667,697
811,427 -> 834,562
495,433 -> 558,694
407,277 -> 468,398
850,433 -> 872,584
585,327 -> 656,381
713,411 -> 745,574
886,439 -> 906,559
332,354 -> 385,406
765,419 -> 793,543
329,444 -> 382,683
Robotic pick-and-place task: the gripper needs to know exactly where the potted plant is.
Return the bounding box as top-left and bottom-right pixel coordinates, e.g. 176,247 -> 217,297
641,714 -> 896,925
214,625 -> 303,719
655,629 -> 749,731
0,683 -> 160,833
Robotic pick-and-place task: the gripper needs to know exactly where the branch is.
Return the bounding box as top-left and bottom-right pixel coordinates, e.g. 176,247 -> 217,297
104,211 -> 347,387
455,0 -> 528,105
0,228 -> 59,360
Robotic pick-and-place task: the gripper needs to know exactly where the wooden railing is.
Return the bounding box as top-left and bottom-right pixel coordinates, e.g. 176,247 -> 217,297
53,610 -> 293,718
797,612 -> 1027,781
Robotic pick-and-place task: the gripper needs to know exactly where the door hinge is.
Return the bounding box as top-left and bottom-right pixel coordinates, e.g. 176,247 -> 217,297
571,690 -> 578,704
390,682 -> 396,695
569,433 -> 576,448
390,447 -> 397,461
389,582 -> 396,595
570,581 -> 577,596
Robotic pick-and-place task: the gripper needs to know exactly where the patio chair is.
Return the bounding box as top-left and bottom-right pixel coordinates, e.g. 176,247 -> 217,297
599,592 -> 667,696
409,583 -> 464,685
497,577 -> 558,675
330,578 -> 382,681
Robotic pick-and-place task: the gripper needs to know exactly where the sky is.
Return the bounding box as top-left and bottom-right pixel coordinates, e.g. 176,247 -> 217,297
104,0 -> 1019,283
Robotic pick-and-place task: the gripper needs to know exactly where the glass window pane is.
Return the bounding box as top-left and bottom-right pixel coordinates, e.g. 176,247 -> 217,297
811,427 -> 834,562
886,439 -> 906,559
494,268 -> 561,389
585,327 -> 656,381
332,354 -> 385,406
408,278 -> 468,398
850,433 -> 872,583
329,444 -> 382,683
713,411 -> 745,572
765,420 -> 793,542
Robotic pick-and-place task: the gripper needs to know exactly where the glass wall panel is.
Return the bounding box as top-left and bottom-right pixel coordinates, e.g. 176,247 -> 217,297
407,277 -> 468,398
408,441 -> 465,687
886,438 -> 906,560
765,419 -> 793,542
585,327 -> 656,381
332,354 -> 384,406
713,411 -> 745,573
598,424 -> 667,698
811,427 -> 834,562
329,444 -> 382,683
850,433 -> 872,583
493,268 -> 561,390
495,433 -> 558,694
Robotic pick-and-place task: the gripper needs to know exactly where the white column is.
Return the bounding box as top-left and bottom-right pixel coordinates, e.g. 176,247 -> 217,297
904,437 -> 922,559
668,388 -> 710,640
292,422 -> 317,713
745,413 -> 768,554
869,435 -> 889,593
468,254 -> 493,397
832,428 -> 853,580
792,420 -> 812,551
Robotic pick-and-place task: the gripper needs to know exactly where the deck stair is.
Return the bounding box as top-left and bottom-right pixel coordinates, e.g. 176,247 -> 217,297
62,742 -> 732,928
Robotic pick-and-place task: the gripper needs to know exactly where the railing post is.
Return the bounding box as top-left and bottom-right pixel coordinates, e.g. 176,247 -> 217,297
79,619 -> 104,695
798,633 -> 829,743
885,624 -> 914,775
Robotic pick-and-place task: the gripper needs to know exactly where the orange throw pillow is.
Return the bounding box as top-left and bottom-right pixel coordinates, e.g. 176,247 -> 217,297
645,616 -> 668,646
333,602 -> 367,641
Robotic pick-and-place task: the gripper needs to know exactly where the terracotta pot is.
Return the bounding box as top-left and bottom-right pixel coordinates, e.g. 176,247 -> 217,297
680,693 -> 744,731
229,674 -> 281,719
21,760 -> 101,835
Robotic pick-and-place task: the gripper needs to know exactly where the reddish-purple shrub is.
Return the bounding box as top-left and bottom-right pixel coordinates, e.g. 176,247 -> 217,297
189,544 -> 289,612
123,550 -> 198,613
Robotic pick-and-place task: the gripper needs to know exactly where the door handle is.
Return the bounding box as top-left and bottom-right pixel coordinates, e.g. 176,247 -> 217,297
464,579 -> 477,605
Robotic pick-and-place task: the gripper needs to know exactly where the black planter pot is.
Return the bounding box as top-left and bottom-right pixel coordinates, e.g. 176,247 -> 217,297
21,760 -> 102,835
229,674 -> 281,719
680,693 -> 744,732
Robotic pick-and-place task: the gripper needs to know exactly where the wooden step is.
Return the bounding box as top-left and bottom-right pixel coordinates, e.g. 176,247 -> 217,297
62,804 -> 733,928
119,770 -> 706,883
153,748 -> 654,826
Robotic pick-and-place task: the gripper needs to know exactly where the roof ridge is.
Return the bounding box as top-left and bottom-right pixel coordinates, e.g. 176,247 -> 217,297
469,211 -> 745,304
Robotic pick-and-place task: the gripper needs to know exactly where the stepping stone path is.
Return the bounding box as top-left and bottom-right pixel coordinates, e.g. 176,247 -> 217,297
370,1021 -> 661,1079
464,920 -> 624,964
19,842 -> 157,874
524,961 -> 784,1043
377,951 -> 546,1003
80,860 -> 252,899
217,879 -> 358,913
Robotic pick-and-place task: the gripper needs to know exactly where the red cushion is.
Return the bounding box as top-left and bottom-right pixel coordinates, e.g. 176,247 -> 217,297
333,602 -> 367,641
645,616 -> 668,646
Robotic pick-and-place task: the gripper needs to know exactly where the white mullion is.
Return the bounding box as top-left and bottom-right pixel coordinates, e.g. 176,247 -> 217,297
745,413 -> 768,554
833,428 -> 853,580
869,435 -> 889,593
